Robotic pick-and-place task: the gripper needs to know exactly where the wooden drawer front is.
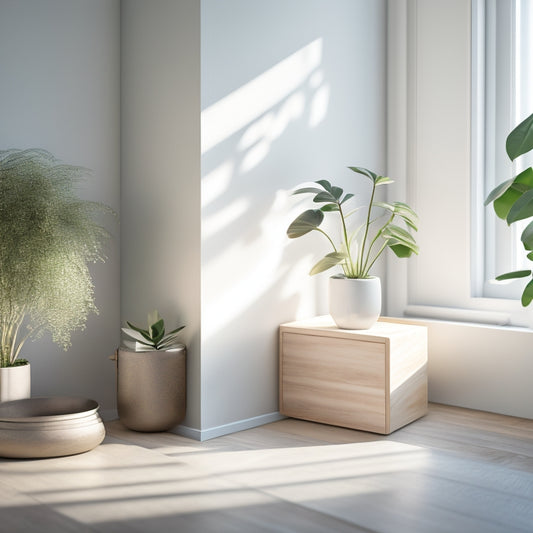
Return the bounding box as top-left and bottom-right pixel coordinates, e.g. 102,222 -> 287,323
281,332 -> 387,433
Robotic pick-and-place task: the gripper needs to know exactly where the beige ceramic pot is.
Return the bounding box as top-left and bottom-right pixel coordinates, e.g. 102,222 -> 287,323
0,363 -> 31,402
0,396 -> 105,458
117,347 -> 186,432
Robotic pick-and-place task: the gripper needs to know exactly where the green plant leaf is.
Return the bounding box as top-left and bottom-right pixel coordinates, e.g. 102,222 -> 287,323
375,201 -> 394,212
287,209 -> 324,238
528,252 -> 533,261
387,201 -> 419,230
495,270 -> 532,281
331,186 -> 343,200
150,318 -> 165,344
374,175 -> 394,186
489,168 -> 533,219
522,278 -> 533,306
121,327 -> 155,347
166,325 -> 186,336
506,112 -> 533,161
340,193 -> 354,204
484,177 -> 515,206
313,191 -> 337,203
126,321 -> 152,342
321,203 -> 340,212
389,243 -> 415,258
507,188 -> 533,224
521,221 -> 533,251
309,252 -> 346,275
147,310 -> 160,327
382,224 -> 418,248
292,186 -> 324,196
315,179 -> 333,192
348,166 -> 377,181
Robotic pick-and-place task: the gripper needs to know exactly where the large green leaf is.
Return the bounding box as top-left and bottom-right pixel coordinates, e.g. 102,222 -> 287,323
484,177 -> 514,206
495,270 -> 531,281
506,112 -> 533,161
309,252 -> 346,275
507,188 -> 533,224
489,168 -> 533,219
522,278 -> 533,306
522,221 -> 533,251
287,209 -> 324,238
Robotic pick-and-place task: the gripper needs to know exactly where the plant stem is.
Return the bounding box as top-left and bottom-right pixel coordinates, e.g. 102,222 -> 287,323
338,202 -> 354,277
361,213 -> 394,275
315,227 -> 339,253
358,181 -> 378,277
364,241 -> 389,277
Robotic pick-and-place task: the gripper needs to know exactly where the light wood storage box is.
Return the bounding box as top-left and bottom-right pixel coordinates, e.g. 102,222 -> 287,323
279,316 -> 428,434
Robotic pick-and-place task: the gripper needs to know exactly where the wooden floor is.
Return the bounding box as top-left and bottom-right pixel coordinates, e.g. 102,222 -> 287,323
0,404 -> 533,532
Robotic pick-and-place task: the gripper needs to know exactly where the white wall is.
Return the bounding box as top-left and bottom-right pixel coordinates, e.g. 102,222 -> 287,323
200,0 -> 387,433
121,0 -> 202,429
387,0 -> 533,419
0,0 -> 120,416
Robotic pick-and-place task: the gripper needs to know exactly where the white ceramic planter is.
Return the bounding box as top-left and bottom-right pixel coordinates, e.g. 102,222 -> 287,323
329,275 -> 381,330
0,363 -> 31,402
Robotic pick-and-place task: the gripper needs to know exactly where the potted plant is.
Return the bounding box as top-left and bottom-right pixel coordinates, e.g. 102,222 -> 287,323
287,166 -> 419,329
0,148 -> 111,401
114,310 -> 186,432
485,112 -> 533,306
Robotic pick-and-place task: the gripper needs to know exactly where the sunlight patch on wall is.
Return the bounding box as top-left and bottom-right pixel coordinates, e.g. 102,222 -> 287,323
201,161 -> 234,208
202,191 -> 291,341
202,198 -> 250,240
201,38 -> 323,154
239,92 -> 306,174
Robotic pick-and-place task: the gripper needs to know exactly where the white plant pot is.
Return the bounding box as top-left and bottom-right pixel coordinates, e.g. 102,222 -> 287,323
0,364 -> 31,402
329,275 -> 381,330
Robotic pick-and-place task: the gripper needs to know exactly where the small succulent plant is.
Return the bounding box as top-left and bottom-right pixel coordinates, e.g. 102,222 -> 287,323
122,311 -> 185,352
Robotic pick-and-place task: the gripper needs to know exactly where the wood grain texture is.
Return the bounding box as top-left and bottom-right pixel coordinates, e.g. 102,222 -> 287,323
279,317 -> 428,434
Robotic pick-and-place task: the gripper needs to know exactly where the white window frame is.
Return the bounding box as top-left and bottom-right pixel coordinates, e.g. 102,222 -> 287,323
475,0 -> 533,302
386,0 -> 533,328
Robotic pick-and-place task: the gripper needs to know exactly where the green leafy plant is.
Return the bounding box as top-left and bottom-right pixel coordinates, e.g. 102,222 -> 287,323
287,166 -> 419,278
0,148 -> 112,367
122,310 -> 185,352
485,112 -> 533,305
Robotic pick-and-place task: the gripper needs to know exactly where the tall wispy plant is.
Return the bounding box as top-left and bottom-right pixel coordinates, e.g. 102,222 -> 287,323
0,148 -> 112,367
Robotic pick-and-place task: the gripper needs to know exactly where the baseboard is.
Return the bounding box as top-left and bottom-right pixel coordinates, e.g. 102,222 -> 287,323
171,411 -> 286,441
